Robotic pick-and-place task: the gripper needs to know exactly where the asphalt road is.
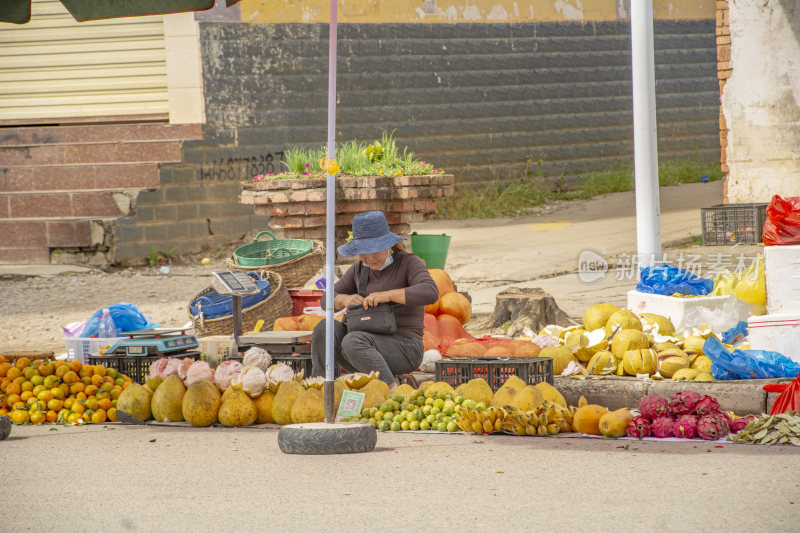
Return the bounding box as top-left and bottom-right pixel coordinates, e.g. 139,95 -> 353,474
3,423 -> 799,532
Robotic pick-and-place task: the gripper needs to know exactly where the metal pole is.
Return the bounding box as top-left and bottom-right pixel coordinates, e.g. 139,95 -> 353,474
323,0 -> 338,423
631,0 -> 662,269
231,295 -> 243,346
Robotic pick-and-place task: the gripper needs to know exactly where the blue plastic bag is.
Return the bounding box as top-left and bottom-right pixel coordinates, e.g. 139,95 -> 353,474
703,337 -> 800,380
721,321 -> 749,345
80,303 -> 160,337
636,264 -> 713,296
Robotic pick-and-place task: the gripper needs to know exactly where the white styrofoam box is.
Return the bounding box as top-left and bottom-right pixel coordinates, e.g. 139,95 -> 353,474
63,337 -> 125,364
627,291 -> 749,333
765,244 -> 800,315
747,314 -> 800,363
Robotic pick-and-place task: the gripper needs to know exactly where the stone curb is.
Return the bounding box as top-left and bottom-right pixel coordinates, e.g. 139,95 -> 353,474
413,372 -> 792,416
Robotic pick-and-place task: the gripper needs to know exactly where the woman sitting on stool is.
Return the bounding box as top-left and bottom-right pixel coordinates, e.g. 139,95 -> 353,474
310,211 -> 439,392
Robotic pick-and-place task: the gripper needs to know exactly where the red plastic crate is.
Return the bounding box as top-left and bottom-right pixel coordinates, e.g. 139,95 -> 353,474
289,289 -> 324,315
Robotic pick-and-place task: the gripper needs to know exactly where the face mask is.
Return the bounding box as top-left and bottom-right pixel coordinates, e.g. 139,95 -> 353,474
374,252 -> 394,271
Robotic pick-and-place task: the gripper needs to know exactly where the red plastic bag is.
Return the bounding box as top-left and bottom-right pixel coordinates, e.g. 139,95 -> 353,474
763,374 -> 800,414
762,195 -> 800,246
423,313 -> 475,353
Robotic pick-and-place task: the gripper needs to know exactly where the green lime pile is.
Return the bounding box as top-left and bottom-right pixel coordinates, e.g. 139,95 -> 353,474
342,387 -> 486,432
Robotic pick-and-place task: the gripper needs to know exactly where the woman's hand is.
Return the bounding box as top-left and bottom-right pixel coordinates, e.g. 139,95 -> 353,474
363,289 -> 404,308
340,294 -> 365,308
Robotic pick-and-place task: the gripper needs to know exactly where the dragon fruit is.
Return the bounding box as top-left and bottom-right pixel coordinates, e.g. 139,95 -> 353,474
669,390 -> 701,417
693,395 -> 721,417
704,412 -> 731,435
673,414 -> 698,439
627,415 -> 652,438
638,395 -> 670,421
650,416 -> 676,438
697,415 -> 728,440
731,415 -> 755,434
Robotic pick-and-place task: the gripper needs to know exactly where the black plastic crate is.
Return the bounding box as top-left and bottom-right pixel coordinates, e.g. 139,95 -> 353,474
434,357 -> 553,391
701,203 -> 767,245
88,353 -> 201,384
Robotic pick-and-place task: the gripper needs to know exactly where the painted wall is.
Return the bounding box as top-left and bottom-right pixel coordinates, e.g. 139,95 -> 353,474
240,0 -> 712,24
193,19 -> 720,186
722,0 -> 800,203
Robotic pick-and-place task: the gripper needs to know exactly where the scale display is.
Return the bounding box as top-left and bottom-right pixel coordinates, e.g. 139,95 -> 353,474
212,271 -> 260,296
107,329 -> 199,357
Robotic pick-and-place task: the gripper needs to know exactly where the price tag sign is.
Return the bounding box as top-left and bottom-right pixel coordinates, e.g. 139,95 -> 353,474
336,390 -> 365,422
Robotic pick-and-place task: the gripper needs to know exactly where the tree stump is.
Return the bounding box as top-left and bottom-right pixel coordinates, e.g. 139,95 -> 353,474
490,287 -> 576,337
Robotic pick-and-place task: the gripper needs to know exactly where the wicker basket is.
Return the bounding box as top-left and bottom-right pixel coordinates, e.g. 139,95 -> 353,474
225,243 -> 325,288
188,271 -> 292,336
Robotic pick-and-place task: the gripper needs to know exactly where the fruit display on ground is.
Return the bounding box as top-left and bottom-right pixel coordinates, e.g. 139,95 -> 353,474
0,355 -> 133,425
535,302 -> 734,381
626,391 -> 755,441
344,377 -> 578,435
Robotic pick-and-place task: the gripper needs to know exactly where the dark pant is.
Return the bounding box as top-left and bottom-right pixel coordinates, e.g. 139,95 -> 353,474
311,319 -> 423,385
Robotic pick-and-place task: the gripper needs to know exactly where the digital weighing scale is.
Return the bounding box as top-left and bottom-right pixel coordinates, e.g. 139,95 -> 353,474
106,328 -> 199,356
210,270 -> 261,345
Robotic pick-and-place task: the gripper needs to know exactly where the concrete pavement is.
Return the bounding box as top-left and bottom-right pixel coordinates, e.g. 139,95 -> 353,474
3,423 -> 799,532
412,181 -> 762,317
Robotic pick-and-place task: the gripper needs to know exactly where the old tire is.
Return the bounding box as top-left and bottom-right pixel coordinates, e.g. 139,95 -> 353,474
278,422 -> 377,455
0,415 -> 11,440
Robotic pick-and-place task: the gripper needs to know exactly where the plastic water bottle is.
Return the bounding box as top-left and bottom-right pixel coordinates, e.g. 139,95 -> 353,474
98,308 -> 117,338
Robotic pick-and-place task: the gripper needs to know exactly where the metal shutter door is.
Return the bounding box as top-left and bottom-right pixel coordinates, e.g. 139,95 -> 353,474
0,0 -> 168,123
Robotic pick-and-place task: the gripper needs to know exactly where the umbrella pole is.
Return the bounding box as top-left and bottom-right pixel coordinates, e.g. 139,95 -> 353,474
324,0 -> 339,423
631,0 -> 662,269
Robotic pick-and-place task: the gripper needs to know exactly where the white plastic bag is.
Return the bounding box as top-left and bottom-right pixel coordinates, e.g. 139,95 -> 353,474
303,268 -> 339,290
680,296 -> 750,334
420,349 -> 442,373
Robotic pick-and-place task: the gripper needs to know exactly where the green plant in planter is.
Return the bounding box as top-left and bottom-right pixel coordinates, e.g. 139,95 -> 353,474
253,130 -> 444,182
364,140 -> 383,162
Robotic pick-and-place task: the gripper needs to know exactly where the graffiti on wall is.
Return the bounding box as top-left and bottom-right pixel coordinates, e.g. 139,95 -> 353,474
200,152 -> 285,181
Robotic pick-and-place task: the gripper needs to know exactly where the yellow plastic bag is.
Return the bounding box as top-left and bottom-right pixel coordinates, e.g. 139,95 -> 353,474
734,256 -> 766,305
710,269 -> 739,296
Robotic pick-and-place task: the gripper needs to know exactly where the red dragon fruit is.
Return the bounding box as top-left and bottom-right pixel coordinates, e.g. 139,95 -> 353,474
693,395 -> 721,417
697,415 -> 729,440
650,416 -> 676,438
673,415 -> 698,439
669,391 -> 701,417
731,415 -> 755,434
715,411 -> 733,430
638,395 -> 670,421
627,415 -> 652,438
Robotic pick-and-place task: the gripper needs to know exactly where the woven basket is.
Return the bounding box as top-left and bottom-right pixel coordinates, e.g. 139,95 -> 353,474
188,271 -> 292,336
225,243 -> 325,288
233,230 -> 314,267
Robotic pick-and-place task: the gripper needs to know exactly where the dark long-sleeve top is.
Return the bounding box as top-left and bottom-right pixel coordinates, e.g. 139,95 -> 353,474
333,250 -> 439,340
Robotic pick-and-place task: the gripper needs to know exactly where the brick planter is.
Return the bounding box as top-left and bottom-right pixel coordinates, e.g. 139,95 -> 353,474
239,174 -> 455,245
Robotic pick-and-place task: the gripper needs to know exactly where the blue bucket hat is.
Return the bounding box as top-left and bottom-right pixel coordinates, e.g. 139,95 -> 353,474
337,211 -> 404,257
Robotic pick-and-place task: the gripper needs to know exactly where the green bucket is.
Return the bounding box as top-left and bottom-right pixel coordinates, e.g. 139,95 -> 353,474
410,232 -> 451,269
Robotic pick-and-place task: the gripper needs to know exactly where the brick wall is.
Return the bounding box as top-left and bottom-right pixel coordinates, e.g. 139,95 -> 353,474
199,20 -> 720,187
240,174 -> 454,245
716,0 -> 731,200
111,163 -> 269,263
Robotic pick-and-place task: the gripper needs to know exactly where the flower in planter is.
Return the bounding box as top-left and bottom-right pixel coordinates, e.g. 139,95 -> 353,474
319,158 -> 340,175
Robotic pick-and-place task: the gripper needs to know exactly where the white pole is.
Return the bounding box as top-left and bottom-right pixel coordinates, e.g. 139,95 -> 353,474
323,0 -> 338,423
631,0 -> 661,269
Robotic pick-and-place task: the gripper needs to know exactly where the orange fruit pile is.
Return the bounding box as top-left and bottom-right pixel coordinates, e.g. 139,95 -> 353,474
0,355 -> 133,426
